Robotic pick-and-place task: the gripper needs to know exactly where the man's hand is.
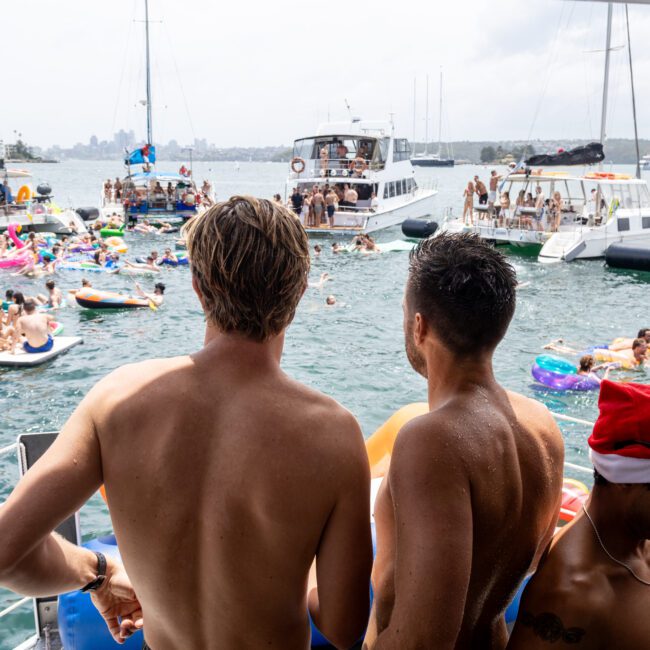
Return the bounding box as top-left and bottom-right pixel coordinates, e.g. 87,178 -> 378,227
90,559 -> 143,644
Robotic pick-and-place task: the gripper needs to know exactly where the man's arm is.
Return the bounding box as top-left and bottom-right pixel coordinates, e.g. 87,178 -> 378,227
371,417 -> 473,650
308,412 -> 372,650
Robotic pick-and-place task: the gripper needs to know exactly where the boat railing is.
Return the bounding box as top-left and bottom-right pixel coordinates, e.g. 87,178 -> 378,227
294,158 -> 385,179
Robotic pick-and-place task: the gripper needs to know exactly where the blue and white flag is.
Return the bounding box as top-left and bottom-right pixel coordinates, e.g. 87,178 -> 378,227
125,144 -> 156,166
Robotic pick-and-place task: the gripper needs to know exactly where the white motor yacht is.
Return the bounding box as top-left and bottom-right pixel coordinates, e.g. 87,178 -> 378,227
286,118 -> 437,236
0,160 -> 87,236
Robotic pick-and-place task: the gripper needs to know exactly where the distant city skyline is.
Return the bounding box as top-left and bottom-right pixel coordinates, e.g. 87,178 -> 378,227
3,0 -> 650,149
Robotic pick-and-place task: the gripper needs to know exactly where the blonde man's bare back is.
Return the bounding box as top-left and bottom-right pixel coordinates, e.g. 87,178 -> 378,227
86,339 -> 371,649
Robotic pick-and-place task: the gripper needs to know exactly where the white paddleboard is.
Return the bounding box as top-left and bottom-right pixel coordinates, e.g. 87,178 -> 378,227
0,337 -> 83,367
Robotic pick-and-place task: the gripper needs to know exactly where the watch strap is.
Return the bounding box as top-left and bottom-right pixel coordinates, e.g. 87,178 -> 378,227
81,551 -> 107,592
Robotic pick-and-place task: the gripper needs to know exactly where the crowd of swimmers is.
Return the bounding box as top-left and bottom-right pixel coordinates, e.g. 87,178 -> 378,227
0,196 -> 646,650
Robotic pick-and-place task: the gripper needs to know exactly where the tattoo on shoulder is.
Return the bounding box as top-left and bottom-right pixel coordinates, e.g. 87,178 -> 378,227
519,610 -> 586,644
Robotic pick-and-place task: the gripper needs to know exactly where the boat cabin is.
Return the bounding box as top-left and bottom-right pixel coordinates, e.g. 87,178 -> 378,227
121,171 -> 199,222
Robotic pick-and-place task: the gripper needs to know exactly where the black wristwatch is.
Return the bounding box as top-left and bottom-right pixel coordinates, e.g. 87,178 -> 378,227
81,551 -> 107,592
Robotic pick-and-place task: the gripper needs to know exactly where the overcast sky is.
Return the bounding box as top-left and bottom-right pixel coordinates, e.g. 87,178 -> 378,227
3,0 -> 650,148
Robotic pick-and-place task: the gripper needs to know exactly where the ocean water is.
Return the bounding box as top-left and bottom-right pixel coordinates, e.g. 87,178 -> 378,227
1,160 -> 649,647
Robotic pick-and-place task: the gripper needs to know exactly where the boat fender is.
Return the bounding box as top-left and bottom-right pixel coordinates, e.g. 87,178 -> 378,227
75,207 -> 100,222
605,242 -> 650,272
401,219 -> 438,239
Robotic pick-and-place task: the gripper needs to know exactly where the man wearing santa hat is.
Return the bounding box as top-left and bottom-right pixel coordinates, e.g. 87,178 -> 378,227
508,380 -> 650,649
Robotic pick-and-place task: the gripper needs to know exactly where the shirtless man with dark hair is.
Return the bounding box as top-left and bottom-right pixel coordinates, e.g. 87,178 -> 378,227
365,232 -> 564,650
508,380 -> 650,650
0,196 -> 372,650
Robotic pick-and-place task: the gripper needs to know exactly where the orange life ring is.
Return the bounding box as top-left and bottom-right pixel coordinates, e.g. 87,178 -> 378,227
291,157 -> 306,174
350,157 -> 368,175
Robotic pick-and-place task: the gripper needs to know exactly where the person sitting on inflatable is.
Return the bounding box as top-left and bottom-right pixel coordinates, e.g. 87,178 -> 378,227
160,248 -> 178,265
508,380 -> 650,649
132,218 -> 156,234
123,256 -> 161,273
134,281 -> 165,307
544,338 -> 647,370
15,300 -> 54,354
577,354 -> 615,383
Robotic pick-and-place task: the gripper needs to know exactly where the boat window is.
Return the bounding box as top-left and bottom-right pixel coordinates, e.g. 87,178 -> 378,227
642,217 -> 650,229
383,183 -> 389,199
392,139 -> 411,163
396,181 -> 403,196
389,182 -> 396,198
378,138 -> 390,163
401,179 -> 408,194
413,179 -> 418,191
617,217 -> 630,232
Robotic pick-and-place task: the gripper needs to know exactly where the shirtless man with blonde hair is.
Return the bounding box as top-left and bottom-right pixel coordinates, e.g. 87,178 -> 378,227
0,196 -> 372,650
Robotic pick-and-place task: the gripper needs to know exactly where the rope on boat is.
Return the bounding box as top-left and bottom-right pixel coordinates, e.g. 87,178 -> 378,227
0,596 -> 30,619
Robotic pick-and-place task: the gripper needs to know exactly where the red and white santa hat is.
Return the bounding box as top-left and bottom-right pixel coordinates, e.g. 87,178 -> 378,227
588,380 -> 650,483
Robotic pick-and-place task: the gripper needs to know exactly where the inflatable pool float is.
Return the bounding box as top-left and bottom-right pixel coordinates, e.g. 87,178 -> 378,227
0,253 -> 31,269
117,265 -> 159,276
531,354 -> 600,392
135,254 -> 189,266
104,236 -> 128,254
74,288 -> 150,310
559,478 -> 589,523
592,348 -> 638,370
0,336 -> 82,368
100,226 -> 125,238
50,321 -> 64,336
58,262 -> 108,273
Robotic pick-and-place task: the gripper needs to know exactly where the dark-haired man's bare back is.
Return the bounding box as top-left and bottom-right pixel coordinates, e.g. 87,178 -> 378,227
365,233 -> 564,650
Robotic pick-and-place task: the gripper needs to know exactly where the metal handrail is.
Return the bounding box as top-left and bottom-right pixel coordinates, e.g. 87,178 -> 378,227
551,412 -> 594,427
0,442 -> 18,457
0,596 -> 30,619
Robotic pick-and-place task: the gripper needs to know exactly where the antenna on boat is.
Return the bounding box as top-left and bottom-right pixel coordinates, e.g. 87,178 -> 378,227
144,0 -> 153,147
412,77 -> 417,150
344,99 -> 353,120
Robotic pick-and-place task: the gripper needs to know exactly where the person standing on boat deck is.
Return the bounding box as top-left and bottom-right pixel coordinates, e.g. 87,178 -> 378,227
534,185 -> 545,231
488,169 -> 500,219
325,189 -> 337,227
114,177 -> 123,201
463,181 -> 475,225
550,191 -> 563,232
312,187 -> 326,226
336,141 -> 349,168
0,196 -> 371,650
345,185 -> 358,210
474,176 -> 488,206
508,380 -> 650,650
364,233 -> 564,650
290,186 -> 304,216
103,178 -> 112,203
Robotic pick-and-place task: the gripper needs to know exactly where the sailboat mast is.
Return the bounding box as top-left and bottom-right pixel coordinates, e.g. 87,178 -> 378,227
624,5 -> 641,179
599,2 -> 613,149
145,0 -> 153,145
412,77 -> 416,151
437,68 -> 443,158
424,74 -> 429,157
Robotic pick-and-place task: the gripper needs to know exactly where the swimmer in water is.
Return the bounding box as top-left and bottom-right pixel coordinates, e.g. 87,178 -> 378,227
331,242 -> 341,254
135,282 -> 165,307
577,354 -> 615,383
545,339 -> 647,369
313,244 -> 322,257
309,273 -> 330,289
608,327 -> 650,352
326,295 -> 336,305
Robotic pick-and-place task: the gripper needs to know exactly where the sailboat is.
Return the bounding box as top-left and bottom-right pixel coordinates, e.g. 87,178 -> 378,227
411,70 -> 455,168
101,0 -> 201,225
